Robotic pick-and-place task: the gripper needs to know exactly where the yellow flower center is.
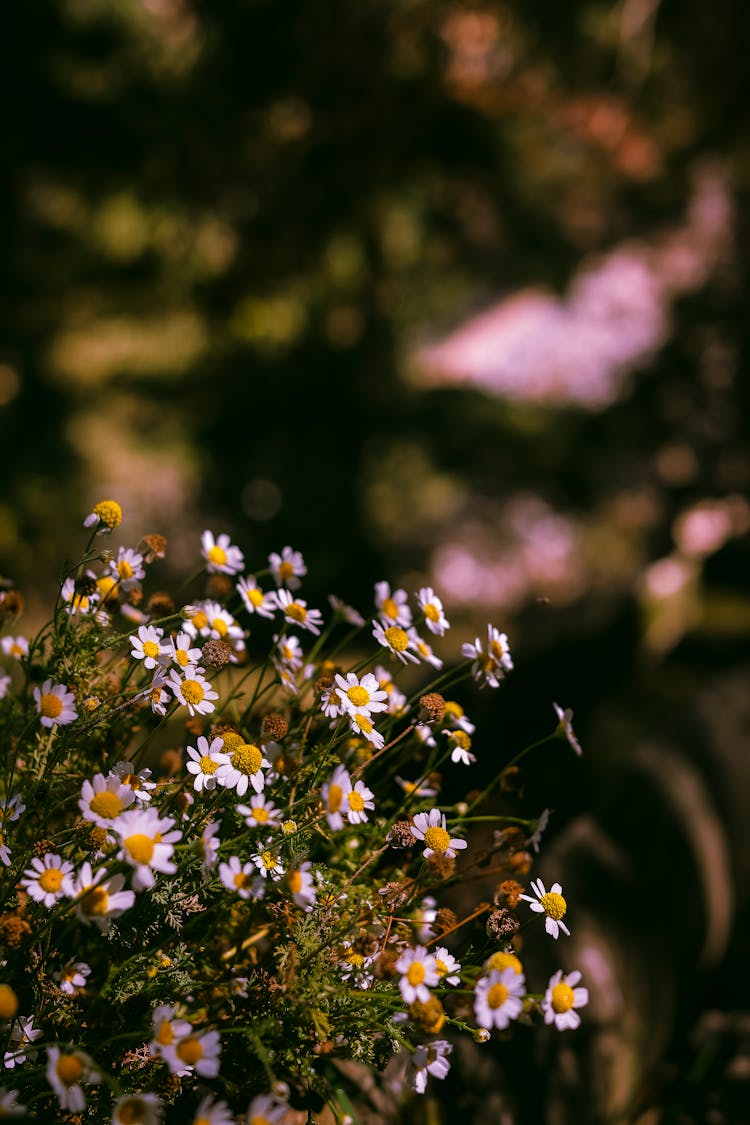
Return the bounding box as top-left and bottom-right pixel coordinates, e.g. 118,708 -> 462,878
118,1097 -> 150,1124
540,891 -> 567,920
253,807 -> 269,823
288,870 -> 303,893
92,500 -> 122,528
181,679 -> 205,705
231,743 -> 262,775
435,958 -> 448,977
124,833 -> 155,865
424,603 -> 440,622
417,641 -> 430,657
452,730 -> 471,750
211,617 -> 228,637
39,868 -> 64,893
487,952 -> 523,974
156,1020 -> 174,1046
89,791 -> 123,819
176,1037 -> 203,1065
490,639 -> 507,662
250,1116 -> 272,1125
406,962 -> 426,986
248,587 -> 263,607
234,871 -> 254,890
346,685 -> 369,707
327,783 -> 343,813
0,985 -> 18,1021
193,610 -> 208,629
220,730 -> 243,751
56,1053 -> 85,1085
551,981 -> 575,1013
382,596 -> 399,620
142,640 -> 159,660
175,647 -> 190,666
199,755 -> 218,775
261,851 -> 276,871
117,559 -> 133,579
207,545 -> 227,566
80,885 -> 109,916
278,560 -> 294,580
348,791 -> 365,812
286,602 -> 307,622
384,626 -> 408,651
346,951 -> 364,968
39,693 -> 63,719
487,982 -> 509,1009
424,825 -> 451,853
354,714 -> 373,735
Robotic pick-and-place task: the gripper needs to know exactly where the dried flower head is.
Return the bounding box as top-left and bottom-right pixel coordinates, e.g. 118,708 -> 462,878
202,638 -> 233,668
486,908 -> 520,942
140,534 -> 168,562
419,692 -> 446,723
262,712 -> 289,741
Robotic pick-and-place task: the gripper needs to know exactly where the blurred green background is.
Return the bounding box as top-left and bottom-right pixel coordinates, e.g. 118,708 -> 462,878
2,1 -> 750,1121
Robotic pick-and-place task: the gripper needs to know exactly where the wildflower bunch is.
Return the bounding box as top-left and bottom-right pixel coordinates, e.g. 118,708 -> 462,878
0,506 -> 588,1121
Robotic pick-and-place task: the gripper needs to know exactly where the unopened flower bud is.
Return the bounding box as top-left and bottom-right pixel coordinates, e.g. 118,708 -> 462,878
473,1027 -> 491,1043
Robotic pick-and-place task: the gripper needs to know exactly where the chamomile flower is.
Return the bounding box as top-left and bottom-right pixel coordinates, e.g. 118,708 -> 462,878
526,808 -> 551,854
201,531 -> 245,576
474,968 -> 525,1030
339,944 -> 375,989
200,821 -> 221,870
112,1092 -> 163,1125
20,854 -> 74,907
273,634 -> 304,674
252,844 -> 285,881
34,680 -> 77,727
0,794 -> 24,823
443,699 -> 475,734
215,741 -> 269,797
443,729 -> 476,766
4,1016 -> 41,1068
167,666 -> 218,717
321,765 -> 351,831
519,878 -> 570,939
407,628 -> 443,670
161,1029 -> 222,1079
553,702 -> 583,756
46,1047 -> 99,1112
79,773 -> 136,827
147,668 -> 170,716
130,625 -> 167,670
372,620 -> 418,664
328,595 -> 365,626
414,723 -> 437,749
0,832 -> 11,867
407,1039 -> 452,1094
219,856 -> 263,900
395,776 -> 438,799
61,575 -> 98,616
484,951 -> 524,976
70,862 -> 135,931
110,761 -> 157,803
276,590 -> 323,635
185,736 -> 226,792
375,581 -> 412,628
113,809 -> 181,891
236,794 -> 282,830
541,970 -> 589,1031
335,671 -> 388,718
395,946 -> 440,1005
411,809 -> 468,860
53,962 -> 91,996
344,779 -> 375,824
0,636 -> 27,659
416,586 -> 450,635
347,710 -> 385,750
245,1093 -> 288,1125
165,632 -> 202,670
432,947 -> 461,986
192,1094 -> 233,1125
109,547 -> 145,593
237,576 -> 277,619
149,1004 -> 192,1058
320,683 -> 345,718
84,499 -> 122,531
287,862 -> 316,910
413,896 -> 438,943
269,546 -> 306,589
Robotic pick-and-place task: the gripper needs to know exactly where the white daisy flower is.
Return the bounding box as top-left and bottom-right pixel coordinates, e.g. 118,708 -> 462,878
411,809 -> 468,860
130,625 -> 167,670
432,947 -> 461,986
347,710 -> 385,749
414,723 -> 437,749
416,586 -> 450,635
161,1029 -> 221,1079
328,595 -> 365,626
186,736 -> 226,792
109,547 -> 145,593
4,1016 -> 42,1068
287,862 -> 316,910
71,862 -> 135,931
0,794 -> 25,823
165,631 -> 202,670
269,546 -> 306,590
374,581 -> 412,628
149,1004 -> 192,1058
443,699 -> 475,734
200,821 -> 221,871
320,683 -> 345,718
219,856 -> 263,900
335,671 -> 388,718
215,741 -> 268,797
167,666 -> 219,717
273,634 -> 304,675
34,680 -> 77,727
1,636 -> 28,659
553,702 -> 583,756
78,773 -> 136,827
407,1039 -> 452,1094
541,969 -> 589,1031
61,574 -> 99,616
20,854 -> 74,908
442,729 -> 476,766
413,896 -> 438,943
46,1046 -> 99,1113
0,832 -> 12,867
462,625 -> 513,688
112,1092 -> 163,1125
372,620 -> 419,664
526,808 -> 551,854
146,667 -> 170,716
53,961 -> 91,996
113,809 -> 182,891
339,943 -> 375,989
252,843 -> 285,881
321,765 -> 351,830
201,530 -> 245,576
519,877 -> 571,939
110,761 -> 157,803
245,1094 -> 288,1125
407,628 -> 443,670
236,794 -> 282,829
474,967 -> 525,1030
276,590 -> 324,635
344,779 -> 375,824
395,776 -> 438,799
395,946 -> 440,1005
237,576 -> 277,619
191,1094 -> 233,1125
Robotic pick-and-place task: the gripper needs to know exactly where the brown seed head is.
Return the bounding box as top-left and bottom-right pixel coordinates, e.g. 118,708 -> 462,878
261,712 -> 288,742
139,534 -> 167,562
378,881 -> 410,908
427,852 -> 456,880
373,950 -> 399,979
495,879 -> 524,909
419,692 -> 446,723
202,638 -> 232,668
486,908 -> 520,942
87,825 -> 109,851
33,838 -> 56,858
147,591 -> 175,616
315,673 -> 335,694
433,907 -> 459,935
0,915 -> 32,949
509,850 -> 532,877
388,819 -> 417,849
206,574 -> 233,600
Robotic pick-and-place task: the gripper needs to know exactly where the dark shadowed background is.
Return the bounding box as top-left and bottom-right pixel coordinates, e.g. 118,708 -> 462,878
2,2 -> 750,1121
